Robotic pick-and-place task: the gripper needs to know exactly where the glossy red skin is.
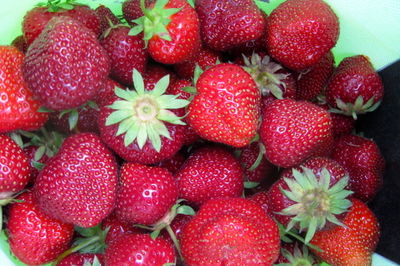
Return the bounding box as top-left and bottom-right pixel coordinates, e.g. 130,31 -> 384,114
156,151 -> 186,175
332,134 -> 385,202
266,157 -> 349,227
8,192 -> 74,266
181,197 -> 280,265
101,212 -> 142,244
176,146 -> 244,206
33,133 -> 118,228
319,103 -> 355,138
57,253 -> 104,266
23,16 -> 110,111
11,36 -> 28,54
296,51 -> 335,101
93,78 -> 124,107
310,199 -> 380,266
49,106 -> 99,134
173,47 -> 221,79
123,0 -> 155,25
249,191 -> 269,214
104,233 -> 176,265
143,64 -> 177,91
95,5 -> 120,34
260,99 -> 332,168
115,163 -> 178,225
187,63 -> 260,147
326,55 -> 384,108
23,145 -> 50,185
0,135 -> 30,198
0,46 -> 48,133
148,0 -> 201,64
100,26 -> 147,86
196,0 -> 266,51
23,6 -> 101,46
266,0 -> 339,71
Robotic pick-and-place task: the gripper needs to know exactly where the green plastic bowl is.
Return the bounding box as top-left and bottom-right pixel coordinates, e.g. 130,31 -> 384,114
0,0 -> 399,265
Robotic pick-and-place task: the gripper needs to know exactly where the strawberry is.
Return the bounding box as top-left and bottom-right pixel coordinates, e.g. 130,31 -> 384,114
195,0 -> 267,51
266,0 -> 339,70
0,135 -> 30,199
143,64 -> 177,91
326,55 -> 384,119
0,46 -> 48,133
23,16 -> 110,111
296,51 -> 335,101
101,212 -> 142,244
176,146 -> 244,206
123,0 -> 155,25
161,214 -> 192,242
310,198 -> 380,266
266,157 -> 352,242
319,103 -> 355,138
98,69 -> 188,165
33,133 -> 118,227
23,145 -> 50,184
181,197 -> 280,265
115,163 -> 178,225
93,78 -> 124,108
8,191 -> 74,265
187,63 -> 260,147
11,36 -> 28,54
249,190 -> 269,214
22,7 -> 57,46
173,46 -> 221,79
260,99 -> 332,168
156,151 -> 186,174
100,25 -> 147,86
95,5 -> 120,34
332,134 -> 384,202
104,233 -> 176,265
130,0 -> 201,64
57,253 -> 103,266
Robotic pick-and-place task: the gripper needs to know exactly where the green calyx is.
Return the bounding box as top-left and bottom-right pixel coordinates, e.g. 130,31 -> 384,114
330,95 -> 381,120
106,69 -> 189,152
278,167 -> 353,243
275,243 -> 317,266
242,53 -> 289,99
129,0 -> 182,43
37,0 -> 80,12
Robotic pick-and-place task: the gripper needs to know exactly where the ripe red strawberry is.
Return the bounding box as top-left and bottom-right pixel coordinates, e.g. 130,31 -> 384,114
100,25 -> 147,86
296,51 -> 335,101
123,0 -> 154,25
57,253 -> 103,266
326,55 -> 384,119
187,63 -> 260,147
130,0 -> 201,64
93,78 -> 124,107
195,0 -> 267,51
23,16 -> 110,111
249,190 -> 269,214
33,133 -> 118,227
260,99 -> 332,168
181,197 -> 280,265
0,135 -> 30,198
266,157 -> 352,242
332,134 -> 384,202
156,151 -> 186,174
0,46 -> 48,133
266,0 -> 339,70
104,233 -> 176,265
310,198 -> 380,266
143,64 -> 177,91
8,192 -> 74,265
95,5 -> 120,34
101,212 -> 142,244
176,146 -> 244,206
98,70 -> 188,165
115,163 -> 178,225
319,103 -> 355,138
173,46 -> 221,79
11,36 -> 28,54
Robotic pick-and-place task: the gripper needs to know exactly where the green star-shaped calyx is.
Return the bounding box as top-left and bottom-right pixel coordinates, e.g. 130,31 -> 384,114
330,95 -> 381,120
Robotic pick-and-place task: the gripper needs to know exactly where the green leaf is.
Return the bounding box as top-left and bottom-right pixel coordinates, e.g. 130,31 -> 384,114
68,109 -> 79,130
74,226 -> 99,238
187,0 -> 195,8
87,101 -> 99,111
158,96 -> 189,109
147,124 -> 162,152
9,132 -> 23,148
181,86 -> 196,94
177,205 -> 196,216
193,64 -> 203,85
108,100 -> 135,111
129,25 -> 144,36
38,106 -> 54,113
124,121 -> 140,146
151,75 -> 170,97
116,118 -> 136,136
133,69 -> 145,95
32,161 -> 45,170
106,110 -> 133,126
154,0 -> 169,9
136,125 -> 148,149
151,230 -> 160,240
114,87 -> 137,101
58,3 -> 74,9
34,145 -> 46,161
244,181 -> 260,189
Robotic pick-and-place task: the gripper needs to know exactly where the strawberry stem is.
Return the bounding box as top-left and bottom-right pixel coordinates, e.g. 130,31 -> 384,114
166,224 -> 183,262
51,235 -> 100,265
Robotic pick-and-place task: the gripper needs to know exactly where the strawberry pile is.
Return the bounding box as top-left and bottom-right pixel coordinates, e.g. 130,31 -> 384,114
0,0 -> 385,265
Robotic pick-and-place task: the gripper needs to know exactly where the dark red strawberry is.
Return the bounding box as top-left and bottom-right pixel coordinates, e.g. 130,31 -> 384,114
310,198 -> 380,266
156,151 -> 186,174
11,36 -> 28,54
102,212 -> 142,244
319,103 -> 355,138
93,78 -> 124,107
22,7 -> 57,46
8,192 -> 74,265
130,0 -> 200,64
266,157 -> 352,242
115,163 -> 178,225
105,233 -> 176,265
122,0 -> 155,25
260,99 -> 332,168
98,69 -> 188,165
332,134 -> 384,202
249,191 -> 269,214
143,64 -> 177,91
173,46 -> 221,79
57,253 -> 103,266
296,51 -> 335,101
23,16 -> 110,111
100,25 -> 147,86
187,63 -> 260,147
181,197 -> 280,265
33,133 -> 118,227
195,0 -> 267,51
176,146 -> 244,206
0,46 -> 48,133
0,135 -> 30,198
266,0 -> 339,70
95,5 -> 120,34
326,55 -> 384,119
